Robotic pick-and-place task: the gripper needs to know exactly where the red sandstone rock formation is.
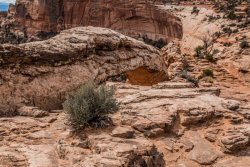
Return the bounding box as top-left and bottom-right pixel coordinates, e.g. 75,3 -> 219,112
0,26 -> 167,110
14,0 -> 183,41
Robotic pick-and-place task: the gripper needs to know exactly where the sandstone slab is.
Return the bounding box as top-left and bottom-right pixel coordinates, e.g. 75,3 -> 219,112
187,131 -> 220,165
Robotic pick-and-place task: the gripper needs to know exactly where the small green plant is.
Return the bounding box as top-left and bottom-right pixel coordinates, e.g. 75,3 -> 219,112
224,42 -> 232,47
222,27 -> 233,35
240,40 -> 249,49
0,102 -> 17,117
63,82 -> 118,131
199,69 -> 214,79
191,6 -> 200,15
142,35 -> 167,49
180,70 -> 199,87
205,53 -> 215,63
194,45 -> 218,63
227,10 -> 237,20
194,46 -> 204,58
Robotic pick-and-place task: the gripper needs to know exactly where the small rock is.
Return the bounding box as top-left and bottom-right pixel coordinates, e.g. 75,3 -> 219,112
179,138 -> 194,152
205,129 -> 220,142
187,131 -> 220,165
71,139 -> 89,149
144,128 -> 165,138
18,106 -> 49,117
163,138 -> 175,152
111,126 -> 134,138
222,100 -> 240,111
220,126 -> 249,153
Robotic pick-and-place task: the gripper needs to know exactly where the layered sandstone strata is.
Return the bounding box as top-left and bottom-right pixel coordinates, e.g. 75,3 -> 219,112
0,26 -> 167,111
14,0 -> 183,41
1,81 -> 249,166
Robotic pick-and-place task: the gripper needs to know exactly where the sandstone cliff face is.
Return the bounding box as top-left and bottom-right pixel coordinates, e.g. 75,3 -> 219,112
15,0 -> 183,41
0,26 -> 167,111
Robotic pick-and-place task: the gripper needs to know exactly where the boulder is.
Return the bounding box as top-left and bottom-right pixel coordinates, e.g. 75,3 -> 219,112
220,125 -> 250,153
187,131 -> 220,165
111,126 -> 135,139
18,106 -> 49,117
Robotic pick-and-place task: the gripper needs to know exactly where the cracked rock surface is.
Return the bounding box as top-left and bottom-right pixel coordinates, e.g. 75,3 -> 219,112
0,82 -> 249,167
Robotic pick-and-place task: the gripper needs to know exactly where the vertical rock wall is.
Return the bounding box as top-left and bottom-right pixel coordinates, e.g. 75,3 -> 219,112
14,0 -> 183,41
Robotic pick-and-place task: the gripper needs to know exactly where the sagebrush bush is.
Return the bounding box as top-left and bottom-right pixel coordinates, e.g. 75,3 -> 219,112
0,104 -> 17,117
63,82 -> 118,130
240,40 -> 249,49
194,46 -> 204,58
199,69 -> 214,79
180,70 -> 199,87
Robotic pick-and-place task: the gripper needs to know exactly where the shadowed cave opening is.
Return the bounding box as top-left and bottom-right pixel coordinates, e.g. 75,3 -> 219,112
109,66 -> 168,86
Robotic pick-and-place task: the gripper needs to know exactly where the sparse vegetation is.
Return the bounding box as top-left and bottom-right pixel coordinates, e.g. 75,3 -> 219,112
0,100 -> 18,117
240,40 -> 249,49
194,45 -> 216,63
194,32 -> 219,63
223,42 -> 232,47
194,46 -> 204,58
109,73 -> 127,82
180,70 -> 199,87
142,35 -> 167,49
199,69 -> 214,79
222,27 -> 233,35
63,82 -> 118,131
191,6 -> 199,15
227,10 -> 237,20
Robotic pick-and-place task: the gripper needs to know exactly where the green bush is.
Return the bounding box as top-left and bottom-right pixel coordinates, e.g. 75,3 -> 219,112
63,82 -> 118,131
227,10 -> 237,20
199,69 -> 214,79
205,53 -> 215,63
194,46 -> 204,58
240,40 -> 249,49
142,36 -> 167,49
194,46 -> 218,63
0,101 -> 18,117
180,70 -> 199,87
222,27 -> 232,35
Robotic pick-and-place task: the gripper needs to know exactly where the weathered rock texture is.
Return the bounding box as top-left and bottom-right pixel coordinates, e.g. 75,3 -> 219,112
0,4 -> 27,44
0,26 -> 167,110
14,0 -> 183,41
1,81 -> 249,166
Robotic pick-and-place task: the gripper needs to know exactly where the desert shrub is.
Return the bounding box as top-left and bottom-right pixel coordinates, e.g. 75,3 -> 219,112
222,27 -> 233,35
0,101 -> 18,117
180,70 -> 199,87
207,15 -> 220,22
194,45 -> 218,63
223,42 -> 232,47
194,46 -> 204,58
199,69 -> 214,79
214,31 -> 222,38
154,38 -> 167,49
240,40 -> 249,49
229,23 -> 237,27
142,36 -> 167,49
109,73 -> 127,82
227,10 -> 237,20
232,29 -> 239,33
205,53 -> 215,63
191,6 -> 199,15
36,31 -> 57,39
63,82 -> 118,131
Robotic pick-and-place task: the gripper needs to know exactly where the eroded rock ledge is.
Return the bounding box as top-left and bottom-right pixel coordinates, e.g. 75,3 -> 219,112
0,26 -> 167,110
0,82 -> 249,167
